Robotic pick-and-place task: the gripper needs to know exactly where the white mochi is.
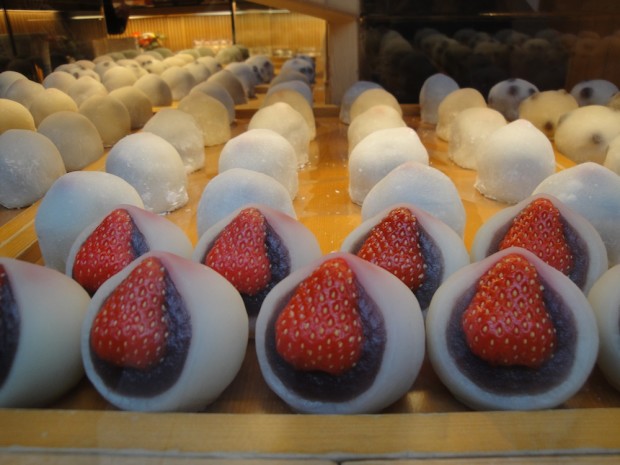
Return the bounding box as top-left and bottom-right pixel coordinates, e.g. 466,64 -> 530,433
207,70 -> 247,105
0,129 -> 66,208
93,59 -> 117,80
35,171 -> 144,271
281,56 -> 315,84
134,73 -> 173,107
4,78 -> 44,108
419,73 -> 460,125
248,102 -> 311,167
533,162 -> 620,266
349,88 -> 402,123
475,119 -> 555,204
436,88 -> 486,141
448,107 -> 507,170
106,132 -> 188,214
142,108 -> 204,173
246,54 -> 274,83
262,88 -> 316,139
102,66 -> 138,91
160,66 -> 197,101
226,62 -> 258,98
28,88 -> 78,126
270,70 -> 309,87
0,70 -> 27,97
518,90 -> 579,139
42,71 -> 76,93
218,128 -> 299,199
0,98 -> 35,134
196,168 -> 296,236
361,161 -> 466,237
184,61 -> 211,84
571,79 -> 619,106
487,78 -> 538,121
79,95 -> 131,147
37,111 -> 104,172
349,127 -> 429,205
339,80 -> 383,124
109,86 -> 153,130
267,80 -> 313,108
347,104 -> 406,154
197,55 -> 222,75
177,92 -> 231,147
554,105 -> 620,164
68,76 -> 108,107
190,81 -> 235,123
0,258 -> 90,407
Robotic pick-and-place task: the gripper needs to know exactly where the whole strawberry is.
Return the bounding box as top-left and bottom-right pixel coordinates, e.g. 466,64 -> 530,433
462,253 -> 557,368
499,198 -> 574,275
275,257 -> 365,375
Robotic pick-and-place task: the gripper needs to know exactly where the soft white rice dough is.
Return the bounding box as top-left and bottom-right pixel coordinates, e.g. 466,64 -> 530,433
197,55 -> 222,75
184,61 -> 211,84
248,101 -> 311,168
0,70 -> 26,97
436,88 -> 487,141
135,53 -> 166,75
554,105 -> 620,164
142,108 -> 204,173
42,71 -> 76,93
108,86 -> 153,130
604,134 -> 620,174
190,81 -> 235,123
117,59 -> 147,79
196,167 -> 296,236
361,161 -> 466,237
267,80 -> 313,108
160,66 -> 197,101
571,79 -> 619,106
134,73 -> 173,107
106,132 -> 188,214
35,171 -> 144,271
448,107 -> 507,170
4,78 -> 44,109
68,76 -> 108,107
246,54 -> 274,83
29,88 -> 78,127
177,92 -> 231,147
487,78 -> 538,121
518,89 -> 579,139
207,69 -> 247,105
163,56 -> 188,69
102,66 -> 137,92
347,104 -> 406,154
37,111 -> 104,172
339,80 -> 383,124
533,162 -> 620,266
0,257 -> 90,408
218,128 -> 299,199
419,73 -> 460,125
226,62 -> 259,98
0,98 -> 35,134
93,59 -> 117,80
349,127 -> 429,205
475,119 -> 555,204
79,95 -> 131,147
349,88 -> 402,123
262,89 -> 316,140
281,56 -> 315,84
270,70 -> 309,87
0,129 -> 66,209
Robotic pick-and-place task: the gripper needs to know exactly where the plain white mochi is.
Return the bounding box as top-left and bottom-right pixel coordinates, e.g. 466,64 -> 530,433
349,88 -> 402,123
190,81 -> 235,124
133,73 -> 173,107
177,91 -> 231,147
109,86 -> 153,130
0,98 -> 35,133
347,104 -> 406,154
29,88 -> 79,126
106,132 -> 189,214
261,89 -> 316,140
339,80 -> 383,124
161,66 -> 197,101
419,73 -> 460,125
436,88 -> 487,141
349,126 -> 429,205
0,129 -> 66,208
79,94 -> 131,147
34,171 -> 144,271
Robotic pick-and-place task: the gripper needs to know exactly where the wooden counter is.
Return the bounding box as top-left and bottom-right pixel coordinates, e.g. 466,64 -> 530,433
1,105 -> 620,464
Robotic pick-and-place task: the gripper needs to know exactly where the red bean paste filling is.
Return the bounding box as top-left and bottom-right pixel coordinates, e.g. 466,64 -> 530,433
0,265 -> 19,389
446,274 -> 577,395
264,281 -> 386,402
351,221 -> 443,309
90,269 -> 192,397
486,215 -> 589,289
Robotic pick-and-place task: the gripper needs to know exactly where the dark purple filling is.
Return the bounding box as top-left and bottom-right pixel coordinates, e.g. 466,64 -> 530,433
446,274 -> 577,395
0,265 -> 19,389
351,221 -> 443,309
264,281 -> 386,402
487,214 -> 590,289
90,268 -> 192,397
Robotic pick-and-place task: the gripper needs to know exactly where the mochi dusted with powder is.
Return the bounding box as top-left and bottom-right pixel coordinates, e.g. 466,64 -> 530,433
347,104 -> 406,154
177,91 -> 231,147
436,88 -> 486,141
349,88 -> 402,123
518,90 -> 578,139
419,73 -> 460,125
79,95 -> 131,147
487,78 -> 538,121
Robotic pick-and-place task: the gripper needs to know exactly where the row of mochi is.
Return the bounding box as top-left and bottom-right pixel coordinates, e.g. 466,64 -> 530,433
3,188 -> 619,413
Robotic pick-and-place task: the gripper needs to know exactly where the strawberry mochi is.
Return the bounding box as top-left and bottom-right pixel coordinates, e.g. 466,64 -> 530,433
66,204 -> 193,295
341,204 -> 469,310
0,258 -> 90,407
255,252 -> 425,414
426,247 -> 599,411
193,204 -> 321,330
82,251 -> 248,412
470,194 -> 608,293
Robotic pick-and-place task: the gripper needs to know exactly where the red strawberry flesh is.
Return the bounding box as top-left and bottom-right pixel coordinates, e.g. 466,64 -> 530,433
357,207 -> 426,292
462,253 -> 557,368
275,257 -> 365,375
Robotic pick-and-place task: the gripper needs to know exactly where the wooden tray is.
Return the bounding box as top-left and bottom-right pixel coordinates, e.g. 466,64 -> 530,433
1,105 -> 620,463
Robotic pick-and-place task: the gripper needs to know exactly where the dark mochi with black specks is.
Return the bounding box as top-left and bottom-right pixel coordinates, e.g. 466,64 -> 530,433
0,265 -> 19,388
